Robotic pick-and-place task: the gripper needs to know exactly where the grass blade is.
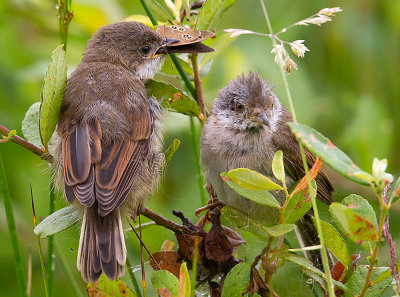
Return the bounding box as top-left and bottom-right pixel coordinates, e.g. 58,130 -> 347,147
30,183 -> 49,297
0,152 -> 28,297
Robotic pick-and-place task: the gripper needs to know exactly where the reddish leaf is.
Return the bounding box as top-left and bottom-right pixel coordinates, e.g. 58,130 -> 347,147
292,157 -> 322,196
150,251 -> 181,278
205,225 -> 233,263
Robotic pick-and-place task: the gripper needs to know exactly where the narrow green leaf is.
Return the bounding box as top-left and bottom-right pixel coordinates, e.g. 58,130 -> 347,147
223,168 -> 282,191
39,44 -> 67,149
341,194 -> 378,229
346,266 -> 392,297
87,274 -> 137,297
151,270 -> 179,297
196,0 -> 237,31
283,181 -> 315,224
289,123 -> 372,186
279,253 -> 349,293
0,153 -> 27,297
223,178 -> 280,208
329,203 -> 376,246
389,176 -> 400,205
164,138 -> 181,165
34,206 -> 80,239
161,55 -> 193,76
199,33 -> 237,69
264,223 -> 297,237
145,80 -> 201,116
221,262 -> 251,297
179,262 -> 191,297
221,206 -> 272,238
313,219 -> 350,267
272,150 -> 285,183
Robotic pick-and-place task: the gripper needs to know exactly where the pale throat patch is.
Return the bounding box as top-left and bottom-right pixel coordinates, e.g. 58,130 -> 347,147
136,56 -> 164,79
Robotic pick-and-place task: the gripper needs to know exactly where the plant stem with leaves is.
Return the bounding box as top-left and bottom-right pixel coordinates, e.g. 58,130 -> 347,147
259,0 -> 335,295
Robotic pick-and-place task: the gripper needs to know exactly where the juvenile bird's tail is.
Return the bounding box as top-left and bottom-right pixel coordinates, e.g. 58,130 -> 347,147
77,207 -> 126,282
296,214 -> 333,270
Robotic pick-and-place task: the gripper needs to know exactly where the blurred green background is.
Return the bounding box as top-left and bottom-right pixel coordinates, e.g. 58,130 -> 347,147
0,0 -> 399,296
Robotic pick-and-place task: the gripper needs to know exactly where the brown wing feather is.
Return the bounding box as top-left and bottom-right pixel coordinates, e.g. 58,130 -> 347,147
61,109 -> 152,215
272,106 -> 333,204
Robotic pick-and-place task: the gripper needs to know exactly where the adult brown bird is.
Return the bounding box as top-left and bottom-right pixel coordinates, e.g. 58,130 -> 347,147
200,72 -> 333,267
54,21 -> 211,282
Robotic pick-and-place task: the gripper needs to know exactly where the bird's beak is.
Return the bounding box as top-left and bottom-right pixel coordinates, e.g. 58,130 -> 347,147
255,110 -> 270,127
153,38 -> 180,57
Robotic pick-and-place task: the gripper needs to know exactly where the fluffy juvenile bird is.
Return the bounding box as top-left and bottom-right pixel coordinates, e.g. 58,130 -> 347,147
200,72 -> 333,266
54,21 -> 208,282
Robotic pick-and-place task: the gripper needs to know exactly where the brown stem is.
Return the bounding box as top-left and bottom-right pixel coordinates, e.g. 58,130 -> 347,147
190,54 -> 207,120
0,124 -> 52,162
139,208 -> 200,236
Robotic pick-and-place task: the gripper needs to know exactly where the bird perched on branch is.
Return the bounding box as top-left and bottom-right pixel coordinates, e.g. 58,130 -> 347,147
54,21 -> 212,282
200,72 -> 333,267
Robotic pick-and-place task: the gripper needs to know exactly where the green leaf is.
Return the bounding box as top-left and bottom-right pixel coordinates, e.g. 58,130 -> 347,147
145,80 -> 201,116
345,266 -> 392,297
179,262 -> 191,297
87,274 -> 137,297
196,0 -> 237,31
39,44 -> 67,149
161,55 -> 193,76
124,14 -> 158,28
289,123 -> 372,186
164,138 -> 181,165
223,179 -> 280,208
221,206 -> 273,238
342,194 -> 378,229
329,203 -> 376,246
389,176 -> 400,205
283,181 -> 315,224
199,33 -> 237,70
21,102 -> 60,156
221,262 -> 251,297
314,219 -> 350,267
279,253 -> 349,293
22,102 -> 43,148
151,270 -> 180,297
272,150 -> 285,184
34,206 -> 80,239
264,223 -> 296,237
222,168 -> 282,191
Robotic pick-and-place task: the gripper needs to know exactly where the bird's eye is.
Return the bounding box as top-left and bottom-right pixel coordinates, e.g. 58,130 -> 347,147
141,45 -> 150,55
268,102 -> 274,109
235,102 -> 245,112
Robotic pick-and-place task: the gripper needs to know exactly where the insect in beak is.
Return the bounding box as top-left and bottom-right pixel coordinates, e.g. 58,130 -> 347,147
153,37 -> 180,57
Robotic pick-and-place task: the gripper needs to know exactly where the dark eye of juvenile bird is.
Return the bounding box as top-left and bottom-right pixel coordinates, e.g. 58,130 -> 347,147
141,45 -> 150,55
235,102 -> 245,112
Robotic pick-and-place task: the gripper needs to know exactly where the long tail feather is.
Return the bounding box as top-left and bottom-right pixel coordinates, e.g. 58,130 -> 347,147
77,207 -> 126,282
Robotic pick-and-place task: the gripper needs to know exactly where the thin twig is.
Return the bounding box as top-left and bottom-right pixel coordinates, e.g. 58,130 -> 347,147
127,219 -> 161,270
0,124 -> 50,161
259,1 -> 335,295
139,215 -> 147,297
190,54 -> 206,119
140,208 -> 200,235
